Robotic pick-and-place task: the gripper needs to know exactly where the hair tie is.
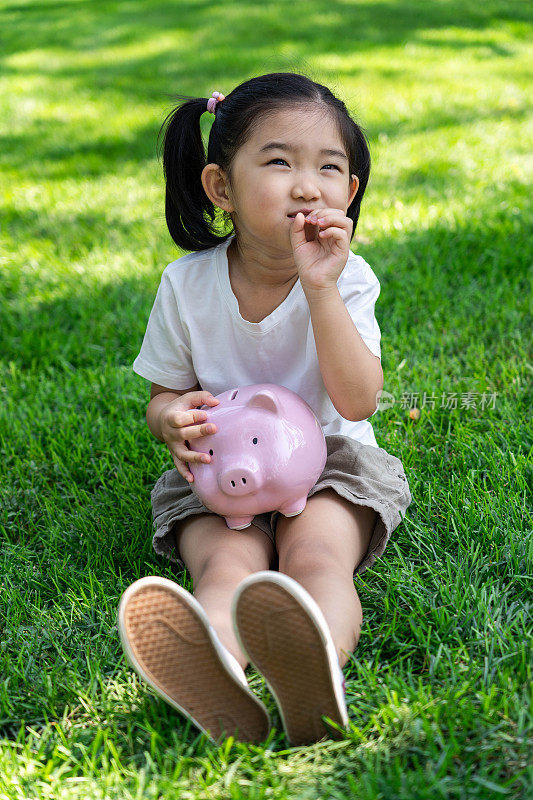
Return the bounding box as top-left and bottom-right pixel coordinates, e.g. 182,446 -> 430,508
206,91 -> 225,114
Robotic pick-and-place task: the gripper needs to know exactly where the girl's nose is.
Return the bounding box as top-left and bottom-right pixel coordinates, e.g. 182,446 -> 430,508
292,181 -> 320,200
290,167 -> 321,199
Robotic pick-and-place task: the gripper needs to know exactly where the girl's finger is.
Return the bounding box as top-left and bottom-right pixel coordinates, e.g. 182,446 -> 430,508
172,455 -> 194,482
176,445 -> 211,465
192,394 -> 220,412
177,420 -> 216,439
306,211 -> 352,233
315,217 -> 352,233
288,212 -> 308,249
189,391 -> 219,405
170,408 -> 209,429
318,226 -> 347,240
188,408 -> 209,425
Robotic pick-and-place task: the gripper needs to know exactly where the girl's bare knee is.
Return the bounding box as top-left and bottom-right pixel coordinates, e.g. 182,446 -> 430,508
196,555 -> 251,592
175,512 -> 274,584
199,537 -> 271,584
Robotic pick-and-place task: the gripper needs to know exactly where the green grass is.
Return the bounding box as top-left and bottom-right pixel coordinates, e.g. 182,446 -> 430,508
1,0 -> 532,797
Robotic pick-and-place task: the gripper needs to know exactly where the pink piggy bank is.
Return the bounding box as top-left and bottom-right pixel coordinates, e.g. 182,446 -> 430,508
188,383 -> 327,530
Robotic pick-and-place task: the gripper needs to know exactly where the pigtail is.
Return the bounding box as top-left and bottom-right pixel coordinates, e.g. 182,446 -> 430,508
157,96 -> 227,252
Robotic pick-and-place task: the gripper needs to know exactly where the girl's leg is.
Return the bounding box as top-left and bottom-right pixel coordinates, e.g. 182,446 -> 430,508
175,514 -> 276,669
275,489 -> 376,667
119,516 -> 276,744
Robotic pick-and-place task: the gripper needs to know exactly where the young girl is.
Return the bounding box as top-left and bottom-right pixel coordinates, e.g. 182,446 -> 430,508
118,72 -> 412,747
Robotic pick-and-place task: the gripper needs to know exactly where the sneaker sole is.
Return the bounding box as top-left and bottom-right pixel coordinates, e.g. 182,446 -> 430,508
232,572 -> 349,746
118,576 -> 271,744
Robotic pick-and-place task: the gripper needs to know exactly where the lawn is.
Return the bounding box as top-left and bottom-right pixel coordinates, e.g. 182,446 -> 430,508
0,0 -> 531,797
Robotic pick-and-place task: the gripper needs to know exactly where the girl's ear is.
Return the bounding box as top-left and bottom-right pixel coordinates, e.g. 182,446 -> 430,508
201,164 -> 234,212
348,174 -> 359,207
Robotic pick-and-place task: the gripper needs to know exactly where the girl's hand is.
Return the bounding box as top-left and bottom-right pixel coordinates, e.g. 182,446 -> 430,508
159,391 -> 220,483
289,208 -> 353,293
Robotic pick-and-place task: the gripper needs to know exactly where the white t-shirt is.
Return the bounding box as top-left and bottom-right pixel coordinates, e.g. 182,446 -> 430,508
133,234 -> 382,448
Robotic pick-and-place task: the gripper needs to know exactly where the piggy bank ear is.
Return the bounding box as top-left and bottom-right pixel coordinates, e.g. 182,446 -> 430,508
246,389 -> 280,415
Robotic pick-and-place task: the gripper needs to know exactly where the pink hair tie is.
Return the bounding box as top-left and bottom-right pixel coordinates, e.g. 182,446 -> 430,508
206,91 -> 225,114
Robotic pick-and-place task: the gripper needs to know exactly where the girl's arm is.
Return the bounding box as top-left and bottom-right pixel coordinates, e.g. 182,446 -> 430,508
305,287 -> 383,422
289,209 -> 383,422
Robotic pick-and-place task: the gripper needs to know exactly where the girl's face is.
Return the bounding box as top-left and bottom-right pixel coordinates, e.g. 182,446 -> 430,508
208,107 -> 358,257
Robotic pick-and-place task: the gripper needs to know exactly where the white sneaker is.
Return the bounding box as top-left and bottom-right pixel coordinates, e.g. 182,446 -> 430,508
118,576 -> 271,744
231,571 -> 349,746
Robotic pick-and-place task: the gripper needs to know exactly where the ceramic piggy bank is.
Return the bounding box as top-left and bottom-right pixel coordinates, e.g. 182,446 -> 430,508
188,383 -> 327,530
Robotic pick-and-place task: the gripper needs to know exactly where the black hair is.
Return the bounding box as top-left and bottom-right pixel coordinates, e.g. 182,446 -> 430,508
157,71 -> 371,251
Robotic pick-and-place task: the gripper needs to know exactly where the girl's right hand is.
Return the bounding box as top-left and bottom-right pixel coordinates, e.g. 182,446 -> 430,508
158,391 -> 220,483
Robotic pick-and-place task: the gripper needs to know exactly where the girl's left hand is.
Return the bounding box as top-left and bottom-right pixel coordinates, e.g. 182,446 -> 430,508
289,208 -> 353,293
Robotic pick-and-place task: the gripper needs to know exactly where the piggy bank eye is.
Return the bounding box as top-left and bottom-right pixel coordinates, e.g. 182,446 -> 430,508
252,437 -> 258,445
209,449 -> 214,456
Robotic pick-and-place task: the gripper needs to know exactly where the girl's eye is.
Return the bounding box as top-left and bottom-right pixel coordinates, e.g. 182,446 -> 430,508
267,159 -> 340,171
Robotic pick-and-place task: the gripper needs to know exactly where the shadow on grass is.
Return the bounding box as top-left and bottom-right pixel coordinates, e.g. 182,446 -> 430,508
1,0 -> 531,181
0,122 -> 160,177
2,0 -> 529,61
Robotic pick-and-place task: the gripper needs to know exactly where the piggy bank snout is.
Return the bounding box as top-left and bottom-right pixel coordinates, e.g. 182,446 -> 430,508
217,465 -> 258,497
